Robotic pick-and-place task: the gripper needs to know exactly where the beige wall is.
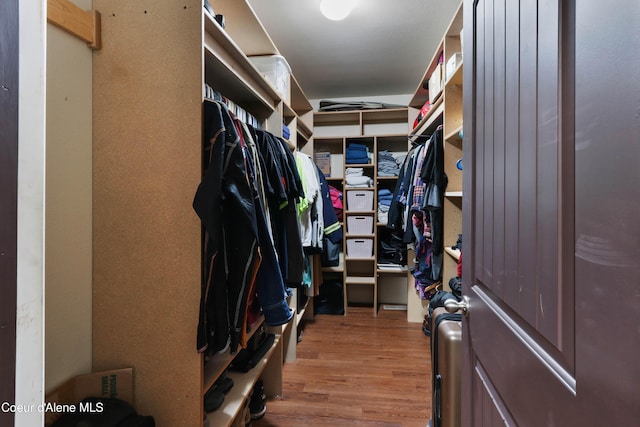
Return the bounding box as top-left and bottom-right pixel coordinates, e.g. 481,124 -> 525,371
45,0 -> 94,392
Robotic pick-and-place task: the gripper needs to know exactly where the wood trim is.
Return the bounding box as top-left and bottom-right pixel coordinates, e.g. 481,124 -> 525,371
0,0 -> 19,424
47,0 -> 101,49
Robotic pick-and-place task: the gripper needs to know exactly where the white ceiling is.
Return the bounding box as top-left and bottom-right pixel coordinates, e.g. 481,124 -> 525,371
247,0 -> 460,101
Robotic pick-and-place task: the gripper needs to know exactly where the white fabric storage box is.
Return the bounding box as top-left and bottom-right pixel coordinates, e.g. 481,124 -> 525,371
346,238 -> 374,258
249,54 -> 291,104
346,215 -> 374,235
347,190 -> 374,211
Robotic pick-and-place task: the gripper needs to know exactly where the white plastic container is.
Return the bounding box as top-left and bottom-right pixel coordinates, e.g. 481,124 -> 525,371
346,190 -> 374,211
346,238 -> 374,258
249,54 -> 291,104
346,215 -> 374,235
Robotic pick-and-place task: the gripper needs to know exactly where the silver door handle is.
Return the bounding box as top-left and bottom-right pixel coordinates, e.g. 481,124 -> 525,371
444,296 -> 470,316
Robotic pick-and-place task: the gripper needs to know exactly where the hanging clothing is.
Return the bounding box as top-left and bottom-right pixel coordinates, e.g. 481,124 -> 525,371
193,100 -> 294,356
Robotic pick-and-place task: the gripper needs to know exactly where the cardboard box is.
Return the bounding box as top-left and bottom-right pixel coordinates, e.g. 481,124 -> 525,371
45,368 -> 133,426
428,63 -> 443,103
314,152 -> 331,177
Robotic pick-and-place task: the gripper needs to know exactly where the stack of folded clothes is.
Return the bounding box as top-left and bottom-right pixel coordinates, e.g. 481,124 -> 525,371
377,189 -> 393,224
345,142 -> 370,164
345,167 -> 373,188
377,150 -> 400,176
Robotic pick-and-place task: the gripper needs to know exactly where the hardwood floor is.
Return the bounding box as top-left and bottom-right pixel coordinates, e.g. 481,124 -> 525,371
253,307 -> 432,427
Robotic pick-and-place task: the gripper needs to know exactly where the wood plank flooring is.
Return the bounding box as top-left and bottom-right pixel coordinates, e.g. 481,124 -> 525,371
253,307 -> 432,427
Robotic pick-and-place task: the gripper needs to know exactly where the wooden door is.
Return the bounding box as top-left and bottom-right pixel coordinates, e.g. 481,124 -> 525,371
462,0 -> 640,425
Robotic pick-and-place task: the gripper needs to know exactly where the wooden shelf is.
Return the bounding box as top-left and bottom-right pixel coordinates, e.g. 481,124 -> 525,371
345,256 -> 376,262
204,11 -> 279,117
205,335 -> 282,427
445,124 -> 463,142
321,252 -> 344,273
445,61 -> 464,87
202,316 -> 265,393
314,110 -> 361,126
377,265 -> 408,274
344,163 -> 374,168
345,276 -> 376,285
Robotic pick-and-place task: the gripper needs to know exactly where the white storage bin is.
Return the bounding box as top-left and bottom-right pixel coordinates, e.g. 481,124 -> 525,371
346,238 -> 374,258
346,215 -> 374,235
249,54 -> 291,104
347,190 -> 374,211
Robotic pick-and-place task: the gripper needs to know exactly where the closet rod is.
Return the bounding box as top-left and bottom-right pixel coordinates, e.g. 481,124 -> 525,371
47,0 -> 101,50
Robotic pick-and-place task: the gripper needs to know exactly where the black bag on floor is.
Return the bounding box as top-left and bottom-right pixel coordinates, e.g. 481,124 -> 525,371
314,280 -> 344,315
51,397 -> 155,427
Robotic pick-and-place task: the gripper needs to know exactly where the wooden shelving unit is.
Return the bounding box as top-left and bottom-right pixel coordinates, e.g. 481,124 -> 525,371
92,1 -> 312,425
312,109 -> 410,316
405,1 -> 464,322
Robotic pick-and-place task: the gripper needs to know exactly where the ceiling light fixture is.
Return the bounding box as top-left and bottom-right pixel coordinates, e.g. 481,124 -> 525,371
320,0 -> 357,21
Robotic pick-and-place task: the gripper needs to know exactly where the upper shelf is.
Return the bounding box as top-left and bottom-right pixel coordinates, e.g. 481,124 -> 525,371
210,0 -> 279,57
204,1 -> 313,121
314,108 -> 409,127
409,1 -> 464,109
204,11 -> 280,118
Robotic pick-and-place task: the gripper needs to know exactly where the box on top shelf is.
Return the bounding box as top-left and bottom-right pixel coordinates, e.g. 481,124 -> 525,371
429,63 -> 443,104
249,54 -> 291,104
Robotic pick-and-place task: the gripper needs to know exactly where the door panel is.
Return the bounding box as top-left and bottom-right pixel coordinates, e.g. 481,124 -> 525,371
463,0 -> 640,425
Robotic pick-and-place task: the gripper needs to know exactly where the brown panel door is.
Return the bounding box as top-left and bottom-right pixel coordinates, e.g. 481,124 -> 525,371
462,0 -> 640,425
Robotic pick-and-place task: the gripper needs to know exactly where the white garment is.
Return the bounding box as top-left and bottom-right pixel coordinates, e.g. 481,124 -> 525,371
296,152 -> 321,247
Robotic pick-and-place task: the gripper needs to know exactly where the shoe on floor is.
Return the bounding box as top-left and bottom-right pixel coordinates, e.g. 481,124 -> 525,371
249,379 -> 266,420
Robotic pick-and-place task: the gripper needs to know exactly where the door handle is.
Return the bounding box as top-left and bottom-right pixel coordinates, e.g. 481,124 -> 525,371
444,296 -> 470,316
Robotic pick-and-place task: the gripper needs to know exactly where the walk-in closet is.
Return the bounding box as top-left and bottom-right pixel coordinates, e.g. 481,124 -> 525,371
5,0 -> 639,426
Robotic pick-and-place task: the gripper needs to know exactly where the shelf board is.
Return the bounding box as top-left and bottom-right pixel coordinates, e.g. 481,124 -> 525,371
445,247 -> 461,261
290,74 -> 313,115
314,108 -> 408,127
345,233 -> 375,238
445,191 -> 463,198
445,124 -> 463,142
344,256 -> 376,262
321,252 -> 344,273
377,265 -> 408,274
210,0 -> 278,58
444,61 -> 464,87
376,176 -> 398,181
203,316 -> 265,393
314,110 -> 361,126
361,108 -> 409,124
345,276 -> 376,285
203,12 -> 279,117
344,163 -> 374,168
205,335 -> 281,427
